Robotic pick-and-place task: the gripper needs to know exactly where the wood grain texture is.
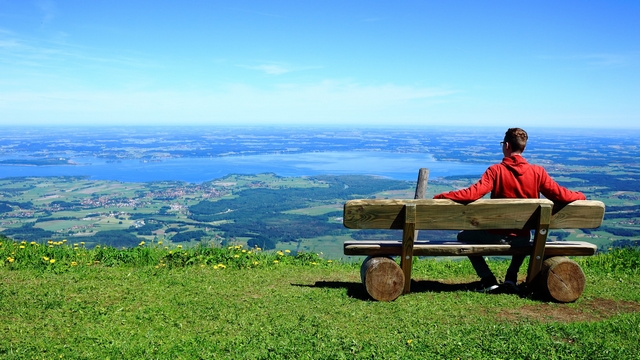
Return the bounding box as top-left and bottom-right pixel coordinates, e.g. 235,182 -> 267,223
343,199 -> 604,230
527,204 -> 552,283
414,168 -> 429,200
539,256 -> 586,303
400,204 -> 416,294
344,241 -> 597,256
360,256 -> 404,301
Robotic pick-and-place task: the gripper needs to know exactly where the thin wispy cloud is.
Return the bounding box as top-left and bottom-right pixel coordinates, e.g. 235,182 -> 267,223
583,53 -> 629,67
540,52 -> 635,68
0,81 -> 457,125
238,62 -> 321,75
0,30 -> 158,70
226,7 -> 284,19
36,0 -> 57,25
241,64 -> 292,75
0,39 -> 20,48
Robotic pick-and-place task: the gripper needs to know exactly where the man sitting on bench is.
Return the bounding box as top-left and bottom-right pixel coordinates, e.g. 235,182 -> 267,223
433,128 -> 586,294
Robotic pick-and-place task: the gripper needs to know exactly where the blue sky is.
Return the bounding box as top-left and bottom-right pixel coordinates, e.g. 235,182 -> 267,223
0,1 -> 638,128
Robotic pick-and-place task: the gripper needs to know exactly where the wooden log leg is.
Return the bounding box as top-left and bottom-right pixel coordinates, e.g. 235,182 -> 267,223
360,256 -> 405,302
538,256 -> 586,303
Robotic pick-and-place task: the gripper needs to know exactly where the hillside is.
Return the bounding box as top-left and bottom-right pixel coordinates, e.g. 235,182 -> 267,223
1,238 -> 639,358
1,170 -> 640,260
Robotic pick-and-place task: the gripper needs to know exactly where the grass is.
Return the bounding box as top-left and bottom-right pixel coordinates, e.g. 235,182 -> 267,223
1,237 -> 639,359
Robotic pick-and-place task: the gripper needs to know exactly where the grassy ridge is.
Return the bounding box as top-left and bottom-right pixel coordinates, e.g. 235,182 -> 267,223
1,238 -> 640,359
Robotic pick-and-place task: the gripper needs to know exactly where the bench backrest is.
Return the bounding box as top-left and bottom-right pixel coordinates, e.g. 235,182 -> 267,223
343,199 -> 605,231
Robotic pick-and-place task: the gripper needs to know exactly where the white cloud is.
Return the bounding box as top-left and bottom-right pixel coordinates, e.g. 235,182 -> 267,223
237,62 -> 321,75
540,52 -> 636,68
37,0 -> 58,25
241,64 -> 292,75
0,81 -> 456,126
583,53 -> 629,67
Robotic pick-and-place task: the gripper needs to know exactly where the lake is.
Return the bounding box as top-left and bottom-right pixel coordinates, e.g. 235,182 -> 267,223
0,151 -> 490,182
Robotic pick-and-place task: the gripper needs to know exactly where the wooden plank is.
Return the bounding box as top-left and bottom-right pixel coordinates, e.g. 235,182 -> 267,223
343,199 -> 605,230
527,204 -> 552,283
551,200 -> 605,229
400,204 -> 416,294
344,241 -> 597,257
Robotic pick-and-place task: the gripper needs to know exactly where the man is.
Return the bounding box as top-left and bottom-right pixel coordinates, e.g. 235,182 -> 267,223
433,128 -> 586,293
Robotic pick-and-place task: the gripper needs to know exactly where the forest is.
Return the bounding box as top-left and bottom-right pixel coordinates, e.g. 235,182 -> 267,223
0,168 -> 639,255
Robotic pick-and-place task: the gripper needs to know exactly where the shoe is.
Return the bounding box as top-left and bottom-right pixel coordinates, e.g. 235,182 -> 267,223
487,281 -> 521,295
474,276 -> 499,292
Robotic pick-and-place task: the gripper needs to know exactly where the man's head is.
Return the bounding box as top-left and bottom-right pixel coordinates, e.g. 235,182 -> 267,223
503,128 -> 528,154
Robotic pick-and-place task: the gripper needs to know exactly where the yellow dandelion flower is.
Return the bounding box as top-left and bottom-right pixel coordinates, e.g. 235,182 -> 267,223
234,254 -> 240,258
7,257 -> 14,263
49,259 -> 56,264
73,243 -> 79,247
80,242 -> 85,245
235,245 -> 242,249
255,247 -> 261,251
20,241 -> 26,245
48,240 -> 53,244
219,264 -> 226,269
242,249 -> 247,253
30,241 -> 37,245
138,241 -> 145,246
253,261 -> 259,265
177,245 -> 182,249
96,245 -> 101,248
213,265 -> 219,269
19,245 -> 25,249
62,239 -> 67,243
273,260 -> 279,264
285,249 -> 291,253
407,339 -> 413,345
311,262 -> 317,265
158,241 -> 163,245
71,261 -> 78,266
154,265 -> 160,269
49,245 -> 54,248
43,256 -> 50,261
169,250 -> 173,254
277,251 -> 284,256
228,246 -> 234,249
200,264 -> 205,267
327,260 -> 333,263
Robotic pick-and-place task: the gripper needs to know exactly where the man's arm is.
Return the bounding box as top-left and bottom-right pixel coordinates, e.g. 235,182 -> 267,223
433,167 -> 495,201
538,168 -> 586,202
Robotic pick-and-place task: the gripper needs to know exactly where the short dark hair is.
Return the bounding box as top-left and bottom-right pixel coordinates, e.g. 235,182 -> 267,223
504,128 -> 528,152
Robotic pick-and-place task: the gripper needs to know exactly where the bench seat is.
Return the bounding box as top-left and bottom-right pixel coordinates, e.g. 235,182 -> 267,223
344,240 -> 597,257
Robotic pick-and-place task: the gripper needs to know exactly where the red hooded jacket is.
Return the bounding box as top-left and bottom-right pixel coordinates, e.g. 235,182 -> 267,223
433,155 -> 586,236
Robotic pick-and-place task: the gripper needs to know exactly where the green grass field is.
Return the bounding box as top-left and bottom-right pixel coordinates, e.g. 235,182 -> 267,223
1,237 -> 639,359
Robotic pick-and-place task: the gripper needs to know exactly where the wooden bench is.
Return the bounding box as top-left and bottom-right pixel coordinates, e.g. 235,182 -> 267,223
342,170 -> 605,302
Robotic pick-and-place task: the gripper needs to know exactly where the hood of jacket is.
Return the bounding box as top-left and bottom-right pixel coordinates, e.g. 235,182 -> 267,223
500,155 -> 530,176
